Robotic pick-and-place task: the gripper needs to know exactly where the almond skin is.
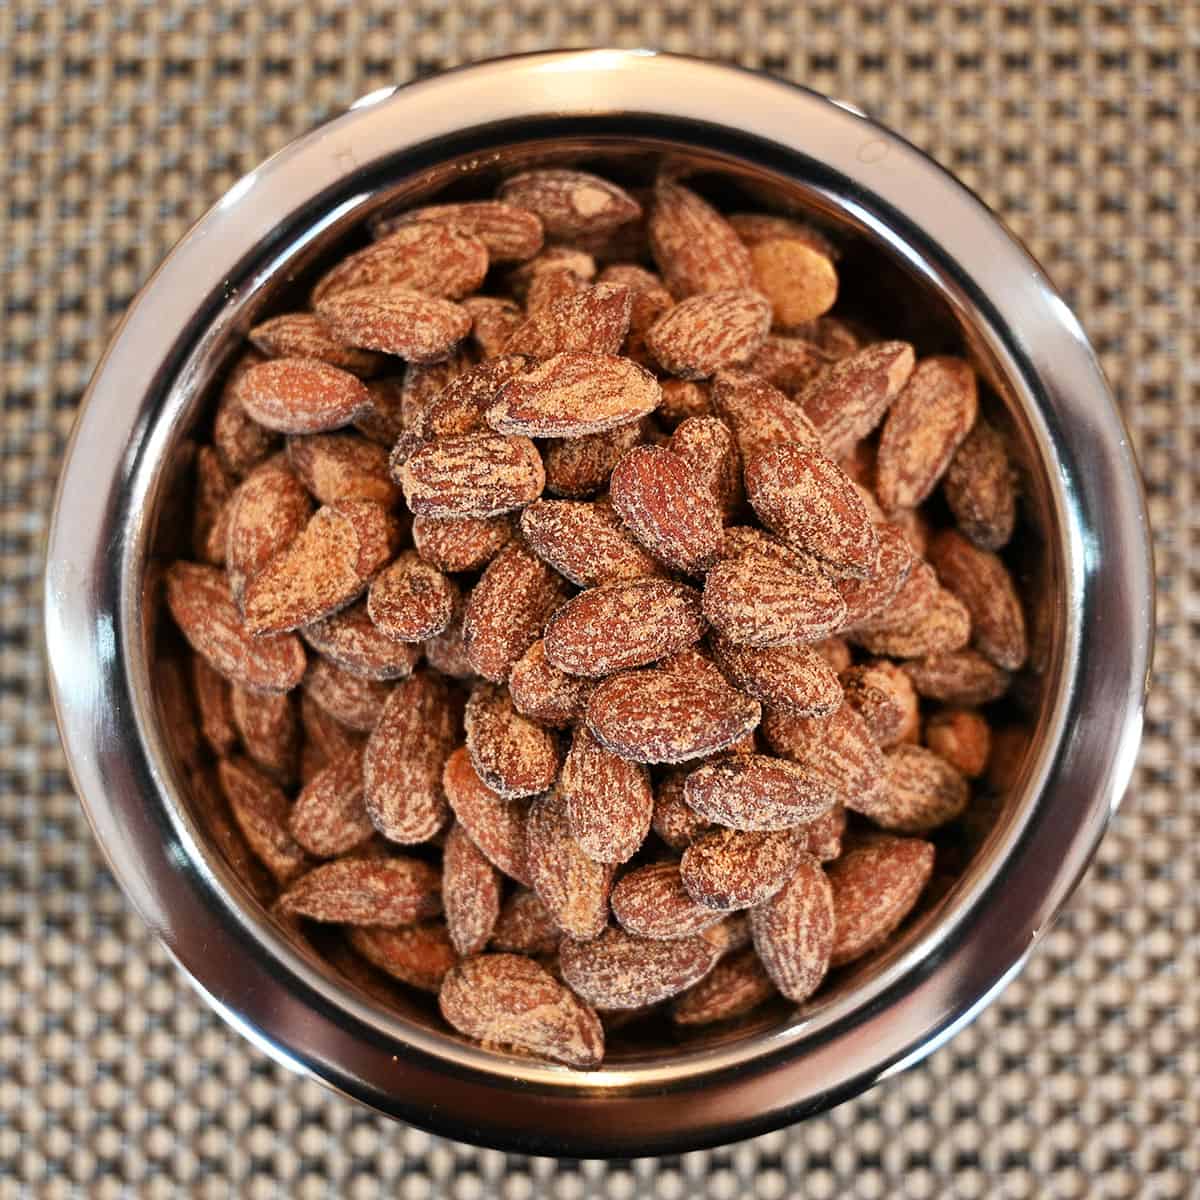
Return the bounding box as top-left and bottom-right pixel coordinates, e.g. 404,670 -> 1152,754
649,179 -> 755,298
656,378 -> 714,426
710,635 -> 844,719
832,523 -> 917,630
400,433 -> 545,520
671,947 -> 776,1026
681,826 -> 806,910
316,287 -> 472,363
464,682 -> 560,800
646,289 -> 773,381
943,418 -> 1017,550
796,803 -> 847,862
669,416 -> 743,518
519,499 -> 664,588
749,853 -> 835,1003
901,649 -> 1011,706
443,822 -> 502,956
412,514 -> 514,574
443,747 -> 532,886
235,358 -> 374,435
375,201 -> 544,262
189,654 -> 238,756
286,433 -> 401,507
249,312 -> 384,376
559,726 -> 653,864
683,753 -> 838,832
750,239 -> 838,327
367,551 -> 459,643
278,856 -> 442,926
490,889 -> 562,956
349,922 -> 458,993
508,639 -> 594,728
214,354 -> 279,476
230,684 -> 299,783
288,748 -> 375,859
611,862 -> 726,939
417,355 -> 529,440
216,756 -> 309,885
871,743 -> 970,833
303,656 -> 392,732
850,587 -> 971,659
224,457 -> 314,603
300,599 -> 422,681
542,419 -> 644,499
652,770 -> 713,850
841,661 -> 920,748
761,703 -> 886,809
502,282 -> 633,359
499,169 -> 642,239
745,335 -> 832,394
925,708 -> 992,778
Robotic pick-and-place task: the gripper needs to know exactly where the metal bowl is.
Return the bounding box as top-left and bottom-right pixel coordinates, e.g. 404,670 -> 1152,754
44,50 -> 1153,1156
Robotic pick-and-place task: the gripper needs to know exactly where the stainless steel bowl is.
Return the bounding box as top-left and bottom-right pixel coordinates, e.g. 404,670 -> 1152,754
44,50 -> 1153,1156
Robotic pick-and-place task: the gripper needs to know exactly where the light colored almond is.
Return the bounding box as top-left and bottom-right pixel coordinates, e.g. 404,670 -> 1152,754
400,433 -> 545,520
646,289 -> 772,380
235,358 -> 374,435
559,726 -> 653,864
317,287 -> 472,363
750,239 -> 838,327
749,853 -> 834,1003
500,169 -> 642,239
464,682 -> 560,800
649,179 -> 755,298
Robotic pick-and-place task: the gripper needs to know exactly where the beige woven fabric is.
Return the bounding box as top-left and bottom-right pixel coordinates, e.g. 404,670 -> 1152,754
2,3 -> 1196,1196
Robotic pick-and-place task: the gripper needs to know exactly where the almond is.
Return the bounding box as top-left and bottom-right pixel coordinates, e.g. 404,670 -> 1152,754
375,201 -> 544,262
443,822 -> 502,956
464,682 -> 560,800
316,287 -> 472,363
413,355 -> 526,442
441,751 -> 530,887
164,562 -> 306,694
366,551 -> 459,643
796,803 -> 846,862
745,335 -> 832,394
303,657 -> 392,732
499,169 -> 642,239
224,456 -> 313,603
827,835 -> 934,967
397,349 -> 475,433
669,416 -> 743,518
542,419 -> 644,498
649,179 -> 755,298
278,855 -> 442,926
748,853 -> 834,1003
490,889 -> 561,957
850,587 -> 971,659
832,523 -> 916,629
348,922 -> 457,992
439,953 -> 604,1069
646,289 -> 772,380
841,661 -> 919,748
681,826 -> 806,910
285,433 -> 401,506
191,446 -> 234,565
750,239 -> 838,327
846,559 -> 939,636
354,374 -> 409,446
299,690 -> 364,764
509,245 -> 597,304
656,378 -> 713,426
876,356 -> 978,512
671,947 -> 776,1026
464,296 -> 526,359
943,418 -> 1017,550
710,634 -> 843,719
300,599 -> 422,681
651,770 -> 713,850
400,433 -> 545,520
411,514 -> 514,573
519,499 -> 664,587
728,212 -> 838,257
869,743 -> 970,833
901,649 -> 1011,706
423,618 -> 475,680
682,753 -> 837,832
611,862 -> 726,939
214,356 -> 279,476
701,912 -> 753,957
744,445 -> 879,579
231,684 -> 298,783
508,640 -> 593,728
216,756 -> 309,885
249,312 -> 384,376
502,282 -> 633,359
235,358 -> 374,435
189,766 -> 275,902
288,748 -> 375,858
189,654 -> 238,756
762,703 -> 886,808
559,925 -> 720,1009
559,726 -> 653,864
597,264 -> 675,365
363,671 -> 458,843
813,635 -> 852,673
925,708 -> 991,778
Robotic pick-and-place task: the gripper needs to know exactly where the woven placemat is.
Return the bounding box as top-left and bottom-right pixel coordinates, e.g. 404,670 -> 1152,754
2,3 -> 1196,1195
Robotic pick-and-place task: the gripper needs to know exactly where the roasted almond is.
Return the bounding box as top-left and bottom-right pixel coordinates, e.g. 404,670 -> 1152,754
396,349 -> 475,433
288,747 -> 375,858
412,513 -> 514,573
224,456 -> 313,603
750,239 -> 838,327
671,946 -> 776,1026
189,653 -> 238,756
366,551 -> 459,643
443,822 -> 502,956
813,635 -> 852,673
519,499 -> 664,587
300,599 -> 422,681
761,703 -> 886,808
354,374 -> 408,446
299,690 -> 364,764
651,769 -> 713,850
399,433 -> 545,520
249,312 -> 384,376
317,286 -> 472,363
285,432 -> 401,507
508,639 -> 593,728
744,335 -> 832,394
443,747 -> 532,886
231,684 -> 298,783
683,753 -> 837,832
869,743 -> 970,834
190,765 -> 275,902
646,289 -> 772,381
649,179 -> 755,298
235,358 -> 374,435
796,803 -> 846,862
348,922 -> 457,992
668,416 -> 743,518
191,446 -> 234,565
375,201 -> 544,262
216,756 -> 309,885
846,559 -> 939,637
748,853 -> 834,1003
509,245 -> 597,304
943,418 -> 1017,551
925,708 -> 991,778
901,649 -> 1011,706
611,862 -> 726,939
410,356 -> 524,441
832,523 -> 917,629
423,618 -> 475,681
490,889 -> 562,957
849,587 -> 971,659
499,169 -> 642,239
656,378 -> 713,427
464,295 -> 526,359
278,855 -> 442,926
841,661 -> 919,748
710,634 -> 843,719
681,826 -> 806,910
464,682 -> 560,800
559,726 -> 653,864
542,419 -> 644,498
303,657 -> 392,732
214,355 -> 279,477
728,211 -> 838,257
502,282 -> 633,359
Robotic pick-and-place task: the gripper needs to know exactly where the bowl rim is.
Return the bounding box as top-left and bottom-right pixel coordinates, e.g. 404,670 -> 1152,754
44,50 -> 1153,1156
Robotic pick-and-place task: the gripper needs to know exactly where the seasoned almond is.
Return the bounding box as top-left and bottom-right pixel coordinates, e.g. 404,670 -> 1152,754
399,433 -> 545,520
846,559 -> 939,637
508,640 -> 593,728
794,314 -> 862,359
423,618 -> 475,680
190,766 -> 275,902
943,418 -> 1017,550
925,708 -> 991,778
509,245 -> 597,305
559,925 -> 720,1009
216,756 -> 309,885
656,378 -> 713,426
231,684 -> 298,782
190,653 -> 238,756
412,514 -> 513,573
300,599 -> 421,681
749,853 -> 834,1003
519,499 -> 664,588
612,862 -> 726,939
288,747 -> 375,858
796,803 -> 846,862
701,912 -> 753,957
750,239 -> 838,327
559,726 -> 653,864
728,211 -> 838,257
397,349 -> 475,433
649,179 -> 755,298
299,691 -> 363,765
285,433 -> 400,506
241,500 -> 398,635
375,201 -> 544,262
443,748 -> 532,886
762,703 -> 886,808
439,953 -> 604,1069
646,289 -> 772,380
279,855 -> 442,926
354,374 -> 408,446
464,295 -> 526,359
669,416 -> 743,518
461,540 -> 570,683
490,889 -> 561,956
499,168 -> 642,239
192,446 -> 234,565
683,754 -> 837,832
235,358 -> 374,435
414,355 -> 527,440
464,682 -> 560,800
488,351 -> 660,438
214,355 -> 279,476
901,650 -> 1011,705
303,657 -> 391,732
316,287 -> 472,363
876,356 -> 978,512
502,282 -> 633,359
745,335 -> 832,394
798,341 -> 915,459
348,922 -> 457,992
366,551 -> 458,643
850,587 -> 971,659
443,822 -> 502,956
813,635 -> 852,673
869,743 -> 970,833
363,671 -> 458,843
710,634 -> 843,719
525,790 -> 614,940
542,419 -> 644,498
745,445 -> 879,579
249,312 -> 384,376
224,457 -> 314,603
652,769 -> 712,850
927,529 -> 1027,670
832,523 -> 916,629
597,264 -> 674,364
165,562 -> 306,694
828,835 -> 934,967
312,222 -> 488,302
671,946 -> 776,1026
681,826 -> 806,910
544,579 -> 705,677
586,656 -> 761,764
841,661 -> 919,748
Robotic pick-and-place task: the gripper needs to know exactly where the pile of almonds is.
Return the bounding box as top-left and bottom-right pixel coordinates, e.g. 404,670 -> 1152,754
162,163 -> 1026,1070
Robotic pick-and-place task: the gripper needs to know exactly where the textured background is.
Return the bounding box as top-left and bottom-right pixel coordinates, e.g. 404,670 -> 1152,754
2,2 -> 1197,1196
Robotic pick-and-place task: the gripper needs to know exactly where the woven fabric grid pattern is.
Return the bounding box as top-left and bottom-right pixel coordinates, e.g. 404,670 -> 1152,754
1,2 -> 1196,1196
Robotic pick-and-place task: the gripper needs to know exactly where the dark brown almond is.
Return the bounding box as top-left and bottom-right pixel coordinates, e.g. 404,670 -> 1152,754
841,661 -> 919,749
833,523 -> 917,629
400,433 -> 545,520
288,748 -> 375,858
412,514 -> 514,573
502,282 -> 633,359
750,239 -> 838,327
656,378 -> 713,427
796,803 -> 846,862
231,684 -> 298,783
216,757 -> 309,885
850,587 -> 971,659
500,169 -> 642,239
366,551 -> 458,643
300,691 -> 364,765
671,947 -> 776,1026
190,653 -> 238,756
798,341 -> 916,459
224,457 -> 313,603
464,682 -> 560,800
710,634 -> 843,719
241,500 -> 398,635
876,356 -> 978,512
559,925 -> 720,1009
285,433 -> 400,507
300,599 -> 422,681
586,657 -> 761,765
762,703 -> 886,808
375,201 -> 544,262
164,562 -> 306,694
348,922 -> 457,992
278,855 -> 442,926
744,336 -> 833,394
925,708 -> 991,778
525,790 -> 615,940
443,822 -> 502,956
317,287 -> 472,363
461,541 -> 570,683
464,296 -> 526,359
312,222 -> 488,302
610,444 -> 725,574
439,952 -> 604,1069
612,862 -> 727,939
927,529 -> 1027,671
423,618 -> 475,680
559,726 -> 653,864
214,354 -> 279,476
652,769 -> 713,850
749,853 -> 835,1003
669,416 -> 743,518
192,446 -> 233,565
542,419 -> 644,499
363,672 -> 458,843
682,826 -> 806,910
702,551 -> 847,647
519,499 -> 664,588
490,889 -> 561,956
190,766 -> 275,902
544,579 -> 705,677
489,351 -> 660,439
509,640 -> 593,728
828,835 -> 934,967
415,356 -> 528,440
683,754 -> 838,832
249,312 -> 384,376
235,358 -> 374,435
867,744 -> 970,834
649,179 -> 755,298
646,289 -> 772,380
443,748 -> 532,886
943,418 -> 1017,551
304,657 -> 392,732
901,650 -> 1012,706
745,444 -> 879,579
728,212 -> 838,257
